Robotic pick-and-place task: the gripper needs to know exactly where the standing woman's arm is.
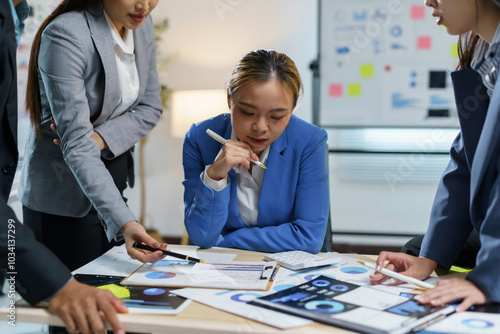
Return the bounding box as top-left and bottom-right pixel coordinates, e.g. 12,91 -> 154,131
39,18 -> 135,241
38,15 -> 165,263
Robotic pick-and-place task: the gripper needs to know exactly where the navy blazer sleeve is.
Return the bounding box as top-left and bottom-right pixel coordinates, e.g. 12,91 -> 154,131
0,1 -> 72,305
420,132 -> 474,267
420,68 -> 500,301
0,200 -> 72,305
183,114 -> 329,253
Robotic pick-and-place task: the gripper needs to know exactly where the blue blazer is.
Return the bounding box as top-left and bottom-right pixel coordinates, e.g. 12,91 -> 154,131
421,68 -> 500,301
182,113 -> 329,253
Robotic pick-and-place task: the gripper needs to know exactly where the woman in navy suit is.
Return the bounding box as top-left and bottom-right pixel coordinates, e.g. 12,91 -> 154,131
371,0 -> 500,312
183,49 -> 330,253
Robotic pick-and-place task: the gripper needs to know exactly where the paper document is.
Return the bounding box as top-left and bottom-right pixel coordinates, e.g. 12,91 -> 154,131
122,260 -> 278,290
73,246 -> 237,277
420,311 -> 500,334
172,266 -> 311,329
73,246 -> 143,276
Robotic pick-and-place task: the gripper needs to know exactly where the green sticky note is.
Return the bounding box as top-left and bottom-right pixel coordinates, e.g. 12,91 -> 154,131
97,284 -> 131,299
347,83 -> 362,97
450,43 -> 458,58
449,265 -> 471,273
360,64 -> 375,78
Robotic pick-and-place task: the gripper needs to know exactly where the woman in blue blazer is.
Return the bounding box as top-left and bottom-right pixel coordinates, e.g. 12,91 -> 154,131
371,0 -> 500,312
19,0 -> 166,270
183,49 -> 329,253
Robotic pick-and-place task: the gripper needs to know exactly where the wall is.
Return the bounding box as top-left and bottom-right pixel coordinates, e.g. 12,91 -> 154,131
124,0 -> 319,238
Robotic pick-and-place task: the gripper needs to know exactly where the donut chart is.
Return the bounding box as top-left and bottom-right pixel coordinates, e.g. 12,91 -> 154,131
230,293 -> 262,303
312,279 -> 330,287
305,300 -> 345,313
461,318 -> 494,329
330,284 -> 349,292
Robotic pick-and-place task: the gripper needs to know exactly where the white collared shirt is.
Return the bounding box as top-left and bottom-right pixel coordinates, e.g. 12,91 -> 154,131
471,22 -> 500,97
201,130 -> 270,227
104,12 -> 140,118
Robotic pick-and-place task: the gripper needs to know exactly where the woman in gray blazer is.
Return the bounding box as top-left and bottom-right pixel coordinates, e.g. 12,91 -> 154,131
19,0 -> 166,271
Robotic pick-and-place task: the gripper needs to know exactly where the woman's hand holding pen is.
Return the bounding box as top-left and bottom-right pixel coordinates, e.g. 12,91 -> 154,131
207,140 -> 260,180
371,253 -> 489,312
120,221 -> 167,263
370,251 -> 437,285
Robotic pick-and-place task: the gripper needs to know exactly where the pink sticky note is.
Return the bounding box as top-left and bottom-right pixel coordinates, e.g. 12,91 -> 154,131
411,5 -> 425,20
417,36 -> 432,50
329,83 -> 343,97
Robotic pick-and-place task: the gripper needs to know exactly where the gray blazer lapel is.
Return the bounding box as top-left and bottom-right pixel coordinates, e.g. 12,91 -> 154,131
471,82 -> 500,200
258,130 -> 288,226
85,6 -> 120,124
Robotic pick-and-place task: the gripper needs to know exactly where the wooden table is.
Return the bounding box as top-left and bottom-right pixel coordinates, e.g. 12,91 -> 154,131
0,245 -> 461,334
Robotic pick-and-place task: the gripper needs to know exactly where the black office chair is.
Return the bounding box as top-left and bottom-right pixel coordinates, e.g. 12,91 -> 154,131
321,209 -> 333,252
320,144 -> 333,253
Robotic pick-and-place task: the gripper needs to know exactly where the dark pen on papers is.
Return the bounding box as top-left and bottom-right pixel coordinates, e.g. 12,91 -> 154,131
133,242 -> 207,264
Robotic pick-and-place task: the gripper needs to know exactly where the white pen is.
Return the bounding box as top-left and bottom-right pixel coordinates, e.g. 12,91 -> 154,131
358,260 -> 435,289
206,129 -> 267,169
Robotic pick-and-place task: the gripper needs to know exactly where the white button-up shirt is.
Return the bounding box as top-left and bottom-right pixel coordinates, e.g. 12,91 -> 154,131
471,22 -> 500,97
104,12 -> 140,118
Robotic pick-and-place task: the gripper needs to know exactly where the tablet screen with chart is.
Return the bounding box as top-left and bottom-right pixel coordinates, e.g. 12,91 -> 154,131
74,274 -> 190,314
251,275 -> 454,333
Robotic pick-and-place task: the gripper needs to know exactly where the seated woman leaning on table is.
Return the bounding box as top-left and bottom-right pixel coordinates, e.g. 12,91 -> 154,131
182,49 -> 329,253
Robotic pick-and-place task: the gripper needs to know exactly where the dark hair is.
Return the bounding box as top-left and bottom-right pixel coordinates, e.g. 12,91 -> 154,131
456,32 -> 480,70
227,49 -> 303,109
26,0 -> 100,136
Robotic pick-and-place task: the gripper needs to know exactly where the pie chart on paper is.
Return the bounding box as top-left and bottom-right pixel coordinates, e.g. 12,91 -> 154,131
340,267 -> 368,274
145,272 -> 176,279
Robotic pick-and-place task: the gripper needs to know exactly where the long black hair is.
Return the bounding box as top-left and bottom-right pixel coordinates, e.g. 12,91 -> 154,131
26,0 -> 101,136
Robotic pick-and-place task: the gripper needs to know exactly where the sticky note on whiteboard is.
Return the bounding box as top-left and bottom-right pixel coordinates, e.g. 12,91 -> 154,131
417,36 -> 432,50
360,64 -> 375,78
411,5 -> 425,20
347,83 -> 362,97
329,83 -> 343,97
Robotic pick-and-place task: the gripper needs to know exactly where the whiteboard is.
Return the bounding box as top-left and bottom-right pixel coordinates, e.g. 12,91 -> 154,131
319,0 -> 460,128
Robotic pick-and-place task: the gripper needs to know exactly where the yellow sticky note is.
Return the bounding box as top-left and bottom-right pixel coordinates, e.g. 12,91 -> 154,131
347,83 -> 362,97
450,43 -> 458,58
360,64 -> 375,78
97,284 -> 130,299
449,265 -> 471,273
